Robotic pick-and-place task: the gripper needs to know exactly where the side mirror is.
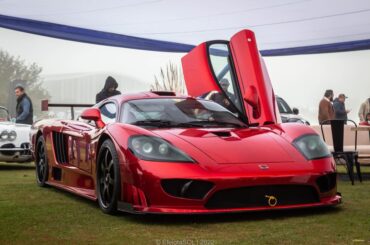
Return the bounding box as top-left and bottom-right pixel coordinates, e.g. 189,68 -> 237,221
80,108 -> 105,128
292,107 -> 299,115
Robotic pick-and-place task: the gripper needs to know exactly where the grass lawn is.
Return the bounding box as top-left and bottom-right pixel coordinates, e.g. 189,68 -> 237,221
0,162 -> 369,245
337,164 -> 370,174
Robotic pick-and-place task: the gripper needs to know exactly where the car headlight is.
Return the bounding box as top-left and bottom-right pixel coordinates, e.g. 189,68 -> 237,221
293,134 -> 331,160
0,130 -> 9,140
128,135 -> 195,163
8,130 -> 17,141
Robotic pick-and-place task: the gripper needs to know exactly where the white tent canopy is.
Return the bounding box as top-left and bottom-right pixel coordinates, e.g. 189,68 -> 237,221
1,0 -> 370,55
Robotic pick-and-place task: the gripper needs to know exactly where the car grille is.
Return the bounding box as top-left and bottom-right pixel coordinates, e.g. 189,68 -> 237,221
0,143 -> 16,156
205,185 -> 319,209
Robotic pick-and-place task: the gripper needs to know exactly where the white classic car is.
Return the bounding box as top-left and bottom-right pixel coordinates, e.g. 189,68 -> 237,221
0,106 -> 32,163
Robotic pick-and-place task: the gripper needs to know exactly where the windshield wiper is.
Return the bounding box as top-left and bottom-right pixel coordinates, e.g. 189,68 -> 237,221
131,120 -> 175,128
132,120 -> 246,129
177,120 -> 246,128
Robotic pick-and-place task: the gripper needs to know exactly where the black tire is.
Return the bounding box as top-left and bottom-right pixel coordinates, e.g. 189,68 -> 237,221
35,136 -> 48,187
96,139 -> 121,214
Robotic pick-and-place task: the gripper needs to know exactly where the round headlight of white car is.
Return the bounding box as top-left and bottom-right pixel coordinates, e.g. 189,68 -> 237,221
0,130 -> 9,140
8,130 -> 17,141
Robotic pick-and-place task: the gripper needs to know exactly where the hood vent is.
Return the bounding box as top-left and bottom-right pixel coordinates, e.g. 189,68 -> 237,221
211,131 -> 232,137
151,91 -> 176,96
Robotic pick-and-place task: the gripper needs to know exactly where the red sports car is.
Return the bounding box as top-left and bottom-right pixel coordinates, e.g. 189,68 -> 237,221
31,30 -> 341,214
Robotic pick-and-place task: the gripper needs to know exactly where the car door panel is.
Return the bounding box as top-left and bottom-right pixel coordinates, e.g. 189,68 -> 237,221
182,29 -> 277,126
182,42 -> 221,97
229,30 -> 277,125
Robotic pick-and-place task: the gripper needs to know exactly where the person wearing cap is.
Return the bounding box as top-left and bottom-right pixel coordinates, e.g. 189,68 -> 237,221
96,76 -> 121,103
318,89 -> 335,124
333,93 -> 350,121
209,78 -> 237,113
14,84 -> 33,125
358,97 -> 370,122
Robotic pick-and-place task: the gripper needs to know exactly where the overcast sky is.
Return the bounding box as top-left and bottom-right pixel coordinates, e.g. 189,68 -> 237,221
0,27 -> 369,124
0,28 -> 183,83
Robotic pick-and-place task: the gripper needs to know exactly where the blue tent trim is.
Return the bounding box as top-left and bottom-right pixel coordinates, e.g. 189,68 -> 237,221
1,14 -> 370,55
0,14 -> 194,53
261,39 -> 370,56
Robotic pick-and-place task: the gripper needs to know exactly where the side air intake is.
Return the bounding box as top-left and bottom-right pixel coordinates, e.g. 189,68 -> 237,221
52,132 -> 68,164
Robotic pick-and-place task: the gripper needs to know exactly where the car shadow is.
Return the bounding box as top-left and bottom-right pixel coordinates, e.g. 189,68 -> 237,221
44,186 -> 99,209
0,162 -> 35,171
120,206 -> 343,225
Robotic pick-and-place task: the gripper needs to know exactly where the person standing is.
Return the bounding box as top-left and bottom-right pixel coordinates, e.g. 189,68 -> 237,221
358,97 -> 370,122
209,78 -> 237,113
318,89 -> 335,124
15,84 -> 33,125
359,113 -> 370,126
333,93 -> 350,121
96,76 -> 121,103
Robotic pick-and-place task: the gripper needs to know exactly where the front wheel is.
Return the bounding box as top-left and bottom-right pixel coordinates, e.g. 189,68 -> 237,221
35,136 -> 48,187
96,139 -> 121,214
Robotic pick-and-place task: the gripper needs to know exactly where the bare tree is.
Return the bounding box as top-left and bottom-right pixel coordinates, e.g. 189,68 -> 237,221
151,62 -> 186,94
0,49 -> 49,118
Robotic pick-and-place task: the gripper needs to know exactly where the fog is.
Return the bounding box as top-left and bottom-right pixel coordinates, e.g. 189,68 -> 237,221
1,27 -> 369,124
265,50 -> 370,124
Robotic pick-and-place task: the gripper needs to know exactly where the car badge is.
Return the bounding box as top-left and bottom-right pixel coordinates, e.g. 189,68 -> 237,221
258,164 -> 269,170
265,195 -> 278,207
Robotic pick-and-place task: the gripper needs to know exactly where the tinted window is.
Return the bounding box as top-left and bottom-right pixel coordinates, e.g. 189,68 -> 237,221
208,43 -> 243,113
99,102 -> 116,124
277,97 -> 293,114
121,98 -> 245,128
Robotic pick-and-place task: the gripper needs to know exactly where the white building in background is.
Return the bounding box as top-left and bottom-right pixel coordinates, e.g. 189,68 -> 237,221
42,72 -> 149,104
41,72 -> 150,119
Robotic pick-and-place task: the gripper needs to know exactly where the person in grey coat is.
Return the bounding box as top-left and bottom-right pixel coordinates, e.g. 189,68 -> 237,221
333,93 -> 350,121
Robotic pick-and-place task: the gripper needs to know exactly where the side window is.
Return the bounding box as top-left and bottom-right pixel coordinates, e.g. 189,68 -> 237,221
276,97 -> 292,114
208,43 -> 243,113
99,102 -> 117,124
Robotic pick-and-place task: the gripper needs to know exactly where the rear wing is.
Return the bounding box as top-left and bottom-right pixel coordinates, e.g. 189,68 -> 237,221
41,100 -> 93,120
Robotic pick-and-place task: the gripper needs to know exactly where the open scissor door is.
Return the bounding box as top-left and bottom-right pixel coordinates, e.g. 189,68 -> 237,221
182,29 -> 277,125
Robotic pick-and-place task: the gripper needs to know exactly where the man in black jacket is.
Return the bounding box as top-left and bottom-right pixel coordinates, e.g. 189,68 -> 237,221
96,76 -> 121,103
15,84 -> 33,125
333,93 -> 350,121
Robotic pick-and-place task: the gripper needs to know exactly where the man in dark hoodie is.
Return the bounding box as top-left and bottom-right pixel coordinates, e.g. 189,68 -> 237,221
96,76 -> 121,103
333,93 -> 350,121
14,84 -> 33,125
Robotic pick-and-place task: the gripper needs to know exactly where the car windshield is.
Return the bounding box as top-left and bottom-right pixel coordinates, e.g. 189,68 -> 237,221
0,107 -> 9,121
277,97 -> 293,114
120,98 -> 246,128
